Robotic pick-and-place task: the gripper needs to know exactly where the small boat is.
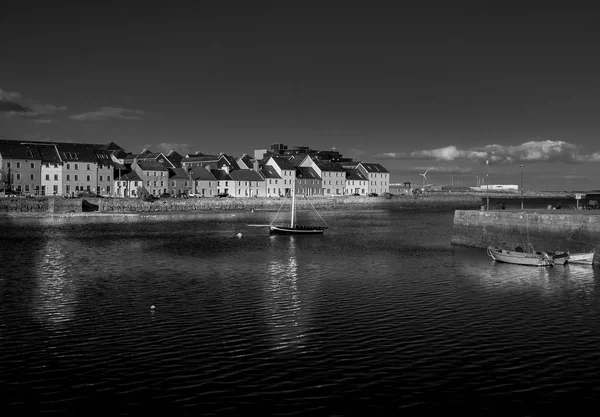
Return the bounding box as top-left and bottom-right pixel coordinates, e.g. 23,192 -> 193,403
551,251 -> 570,265
567,252 -> 594,265
486,246 -> 554,267
268,184 -> 329,235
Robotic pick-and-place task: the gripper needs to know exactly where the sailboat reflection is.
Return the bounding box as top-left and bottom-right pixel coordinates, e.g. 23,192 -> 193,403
265,236 -> 309,351
33,234 -> 77,329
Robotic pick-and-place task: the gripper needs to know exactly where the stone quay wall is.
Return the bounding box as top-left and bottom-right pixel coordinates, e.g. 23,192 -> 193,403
452,210 -> 600,262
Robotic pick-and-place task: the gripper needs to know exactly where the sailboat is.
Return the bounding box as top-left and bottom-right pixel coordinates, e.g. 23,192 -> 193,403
269,185 -> 329,235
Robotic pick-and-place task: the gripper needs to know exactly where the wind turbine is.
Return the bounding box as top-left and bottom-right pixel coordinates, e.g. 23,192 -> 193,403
419,170 -> 428,193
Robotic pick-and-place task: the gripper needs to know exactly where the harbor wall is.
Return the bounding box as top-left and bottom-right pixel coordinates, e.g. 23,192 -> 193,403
452,210 -> 600,262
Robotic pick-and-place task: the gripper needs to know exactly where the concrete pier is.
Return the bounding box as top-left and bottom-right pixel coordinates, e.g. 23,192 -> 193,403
452,209 -> 600,264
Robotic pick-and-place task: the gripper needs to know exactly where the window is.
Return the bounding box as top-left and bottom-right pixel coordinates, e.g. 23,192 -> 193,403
107,176 -> 110,181
53,185 -> 58,193
99,175 -> 103,181
16,173 -> 21,180
87,164 -> 91,170
86,175 -> 91,181
31,163 -> 35,169
45,174 -> 50,180
7,162 -> 11,168
16,162 -> 21,168
54,174 -> 58,181
74,175 -> 78,181
67,163 -> 71,169
74,164 -> 79,170
67,175 -> 70,181
87,185 -> 91,191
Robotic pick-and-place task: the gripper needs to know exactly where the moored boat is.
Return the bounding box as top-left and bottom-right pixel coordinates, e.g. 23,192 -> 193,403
486,246 -> 554,267
567,252 -> 594,265
551,251 -> 570,265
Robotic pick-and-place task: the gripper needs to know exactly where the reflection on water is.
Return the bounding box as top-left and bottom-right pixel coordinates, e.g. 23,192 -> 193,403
265,236 -> 307,351
2,210 -> 600,414
33,234 -> 76,328
453,246 -> 598,298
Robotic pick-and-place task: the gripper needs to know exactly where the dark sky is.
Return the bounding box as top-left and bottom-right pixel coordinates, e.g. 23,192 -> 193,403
2,2 -> 600,190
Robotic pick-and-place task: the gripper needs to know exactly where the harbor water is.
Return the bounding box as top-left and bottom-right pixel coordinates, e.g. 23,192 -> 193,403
1,209 -> 600,415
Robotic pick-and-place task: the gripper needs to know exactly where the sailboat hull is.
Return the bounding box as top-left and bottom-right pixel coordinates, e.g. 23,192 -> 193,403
269,225 -> 325,235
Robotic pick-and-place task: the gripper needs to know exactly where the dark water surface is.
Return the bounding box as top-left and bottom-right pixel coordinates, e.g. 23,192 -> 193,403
1,209 -> 600,416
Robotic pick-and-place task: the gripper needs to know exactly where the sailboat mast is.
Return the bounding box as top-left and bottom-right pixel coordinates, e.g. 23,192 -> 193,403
290,183 -> 296,228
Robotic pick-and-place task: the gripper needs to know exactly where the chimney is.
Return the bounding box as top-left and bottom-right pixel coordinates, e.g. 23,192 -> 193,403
253,160 -> 259,172
222,165 -> 230,174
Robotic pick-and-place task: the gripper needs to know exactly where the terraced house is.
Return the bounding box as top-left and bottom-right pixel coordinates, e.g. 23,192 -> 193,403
133,160 -> 169,196
0,140 -> 42,195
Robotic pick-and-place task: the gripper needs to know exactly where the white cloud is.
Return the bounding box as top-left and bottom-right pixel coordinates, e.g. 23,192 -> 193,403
375,140 -> 598,164
69,107 -> 144,121
0,89 -> 22,101
155,143 -> 194,155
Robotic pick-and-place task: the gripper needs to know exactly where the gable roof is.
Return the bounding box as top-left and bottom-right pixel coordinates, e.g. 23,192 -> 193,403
36,145 -> 62,164
345,168 -> 368,181
168,168 -> 190,180
268,156 -> 296,170
315,161 -> 345,172
211,169 -> 232,181
136,160 -> 169,171
0,140 -> 42,160
296,166 -> 321,180
55,143 -> 99,163
190,167 -> 217,181
229,170 -> 264,181
116,171 -> 142,181
237,154 -> 256,169
260,165 -> 281,179
358,162 -> 389,173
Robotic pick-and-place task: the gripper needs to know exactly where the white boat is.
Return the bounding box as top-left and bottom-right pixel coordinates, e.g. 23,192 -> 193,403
567,252 -> 594,265
486,246 -> 554,267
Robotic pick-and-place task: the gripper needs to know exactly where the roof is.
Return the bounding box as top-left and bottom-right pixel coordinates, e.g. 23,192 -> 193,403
116,170 -> 141,181
182,154 -> 220,163
37,145 -> 62,164
211,169 -> 232,181
296,166 -> 321,180
359,162 -> 389,173
237,154 -> 256,169
96,142 -> 124,152
136,160 -> 169,171
229,170 -> 264,181
315,161 -> 345,172
0,140 -> 42,160
54,143 -> 100,163
218,154 -> 241,170
260,165 -> 281,179
168,168 -> 190,180
268,156 -> 296,170
190,167 -> 217,181
345,168 -> 368,181
166,150 -> 183,168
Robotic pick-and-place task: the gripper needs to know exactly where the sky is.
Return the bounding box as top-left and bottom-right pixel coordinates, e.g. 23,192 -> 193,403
2,2 -> 600,191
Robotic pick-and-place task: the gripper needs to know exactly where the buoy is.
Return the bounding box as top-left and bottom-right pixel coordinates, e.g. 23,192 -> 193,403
150,305 -> 155,310
236,232 -> 243,238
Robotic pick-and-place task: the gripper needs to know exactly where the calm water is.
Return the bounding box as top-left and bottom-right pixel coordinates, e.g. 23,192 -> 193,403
1,209 -> 600,416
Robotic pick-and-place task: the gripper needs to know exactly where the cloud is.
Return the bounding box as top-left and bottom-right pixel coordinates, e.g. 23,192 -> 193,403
375,140 -> 599,164
0,89 -> 22,101
413,166 -> 475,174
1,88 -> 66,122
69,107 -> 144,121
155,143 -> 194,155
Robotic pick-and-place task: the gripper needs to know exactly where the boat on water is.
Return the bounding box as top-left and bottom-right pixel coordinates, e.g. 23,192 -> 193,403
567,252 -> 594,265
247,184 -> 329,235
486,246 -> 554,267
550,251 -> 570,265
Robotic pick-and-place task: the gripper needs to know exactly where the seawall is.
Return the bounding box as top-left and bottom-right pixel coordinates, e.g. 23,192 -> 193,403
452,210 -> 600,260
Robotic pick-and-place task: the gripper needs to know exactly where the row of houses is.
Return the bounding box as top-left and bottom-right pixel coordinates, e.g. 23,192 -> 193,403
0,140 -> 390,198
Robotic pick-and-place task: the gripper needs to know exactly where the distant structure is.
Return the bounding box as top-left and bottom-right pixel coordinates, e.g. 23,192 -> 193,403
470,185 -> 519,192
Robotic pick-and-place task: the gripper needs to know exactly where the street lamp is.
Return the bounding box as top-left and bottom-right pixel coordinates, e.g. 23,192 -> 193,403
520,164 -> 524,210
